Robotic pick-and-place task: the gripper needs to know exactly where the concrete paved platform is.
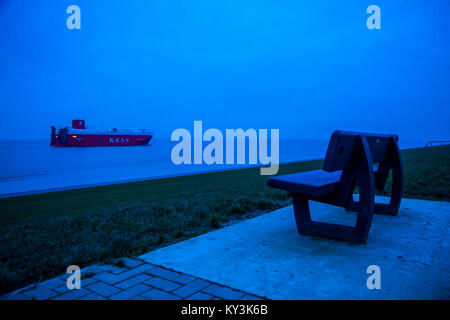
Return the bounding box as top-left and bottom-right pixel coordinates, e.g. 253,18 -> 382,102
140,196 -> 450,299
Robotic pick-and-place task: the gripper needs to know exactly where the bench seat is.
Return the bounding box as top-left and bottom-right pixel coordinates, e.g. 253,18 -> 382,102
267,167 -> 379,198
267,170 -> 341,197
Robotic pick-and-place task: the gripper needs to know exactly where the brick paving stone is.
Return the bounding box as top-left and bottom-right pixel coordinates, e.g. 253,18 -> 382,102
98,264 -> 128,274
77,293 -> 107,300
173,274 -> 196,285
140,288 -> 181,300
91,264 -> 153,286
47,276 -> 96,294
87,282 -> 121,298
187,291 -> 214,300
116,274 -> 153,290
93,272 -> 120,284
202,284 -> 245,300
15,282 -> 37,293
2,258 -> 264,301
144,264 -> 181,280
53,286 -> 68,294
144,277 -> 181,292
109,284 -> 151,300
81,265 -> 103,274
172,279 -> 211,298
0,293 -> 32,300
52,289 -> 92,300
115,263 -> 154,279
240,294 -> 263,300
22,286 -> 59,300
93,271 -> 134,285
121,258 -> 144,268
55,266 -> 102,283
40,277 -> 66,290
81,277 -> 98,287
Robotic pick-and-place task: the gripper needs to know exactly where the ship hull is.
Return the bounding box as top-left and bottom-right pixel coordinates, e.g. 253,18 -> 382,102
52,133 -> 153,146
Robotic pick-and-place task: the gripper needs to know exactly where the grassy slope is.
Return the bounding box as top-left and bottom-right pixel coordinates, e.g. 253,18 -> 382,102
0,145 -> 449,293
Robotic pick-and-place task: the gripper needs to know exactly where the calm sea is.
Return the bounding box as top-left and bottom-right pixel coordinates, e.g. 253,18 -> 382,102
0,138 -> 426,197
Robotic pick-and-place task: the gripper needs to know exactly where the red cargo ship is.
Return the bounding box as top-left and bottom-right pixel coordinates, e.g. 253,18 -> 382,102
51,120 -> 153,146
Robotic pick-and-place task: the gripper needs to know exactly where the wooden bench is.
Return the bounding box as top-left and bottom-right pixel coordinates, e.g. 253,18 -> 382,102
267,130 -> 403,243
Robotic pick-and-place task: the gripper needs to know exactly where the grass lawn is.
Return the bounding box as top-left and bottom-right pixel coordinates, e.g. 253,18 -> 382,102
0,145 -> 449,293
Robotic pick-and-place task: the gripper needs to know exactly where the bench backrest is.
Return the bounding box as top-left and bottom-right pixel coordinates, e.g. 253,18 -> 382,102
322,130 -> 399,172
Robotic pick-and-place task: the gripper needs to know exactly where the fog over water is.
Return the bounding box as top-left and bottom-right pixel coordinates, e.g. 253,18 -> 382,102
0,138 -> 426,196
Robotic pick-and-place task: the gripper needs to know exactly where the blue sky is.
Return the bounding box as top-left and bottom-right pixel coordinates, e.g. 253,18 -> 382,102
0,0 -> 449,140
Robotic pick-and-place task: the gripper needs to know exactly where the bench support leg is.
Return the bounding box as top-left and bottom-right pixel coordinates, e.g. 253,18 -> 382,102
346,166 -> 402,215
293,194 -> 372,244
346,137 -> 403,216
